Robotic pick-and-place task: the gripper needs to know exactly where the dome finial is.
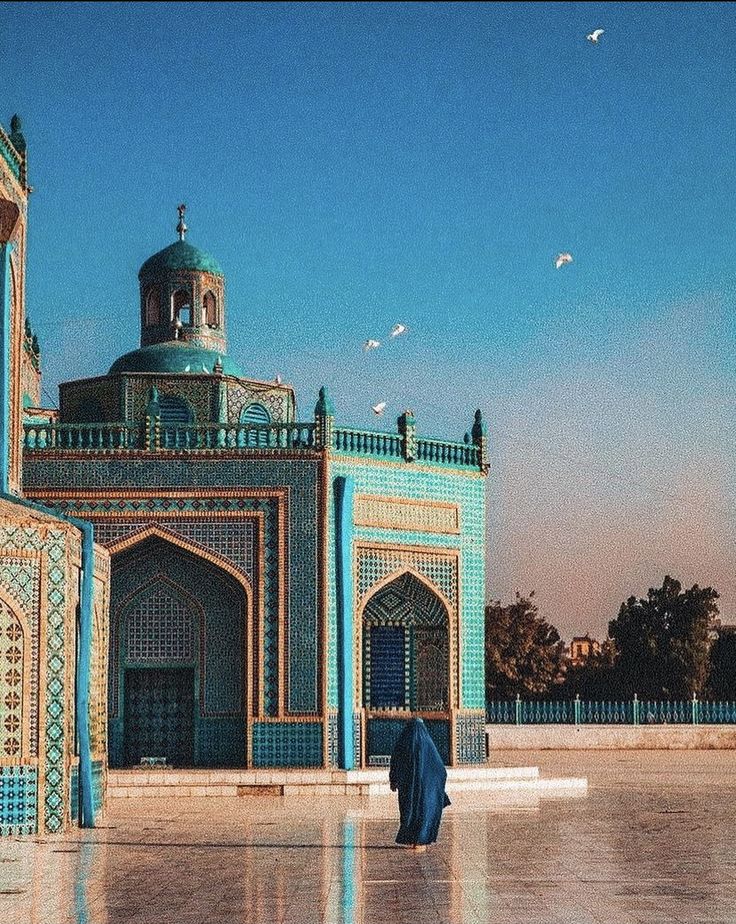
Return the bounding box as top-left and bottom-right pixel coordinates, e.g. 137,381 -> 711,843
176,203 -> 187,241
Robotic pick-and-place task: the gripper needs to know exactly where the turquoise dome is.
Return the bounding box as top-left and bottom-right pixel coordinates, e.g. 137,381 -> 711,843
109,341 -> 242,376
139,240 -> 223,277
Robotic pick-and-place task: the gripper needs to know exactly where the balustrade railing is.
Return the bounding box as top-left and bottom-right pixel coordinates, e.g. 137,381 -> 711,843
24,418 -> 481,466
23,421 -> 315,452
333,427 -> 403,459
486,696 -> 736,725
158,422 -> 315,450
415,437 -> 479,467
23,422 -> 142,450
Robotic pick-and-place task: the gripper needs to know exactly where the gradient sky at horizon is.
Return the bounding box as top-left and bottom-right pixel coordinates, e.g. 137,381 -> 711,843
2,1 -> 735,640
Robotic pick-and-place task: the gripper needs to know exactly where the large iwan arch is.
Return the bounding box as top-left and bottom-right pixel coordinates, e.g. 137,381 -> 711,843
107,533 -> 252,768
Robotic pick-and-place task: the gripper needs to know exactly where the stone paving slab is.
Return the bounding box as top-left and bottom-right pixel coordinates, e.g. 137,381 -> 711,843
3,751 -> 736,923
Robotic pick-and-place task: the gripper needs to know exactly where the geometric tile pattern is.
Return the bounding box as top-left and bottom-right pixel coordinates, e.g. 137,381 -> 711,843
227,382 -> 289,424
90,597 -> 108,758
0,558 -> 39,755
0,602 -> 24,757
251,721 -> 323,768
125,587 -> 194,663
0,764 -> 37,835
0,520 -> 76,833
43,529 -> 70,833
24,454 -> 322,717
454,710 -> 487,764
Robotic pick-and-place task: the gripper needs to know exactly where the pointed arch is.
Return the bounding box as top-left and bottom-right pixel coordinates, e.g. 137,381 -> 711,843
107,528 -> 252,767
106,524 -> 253,602
358,565 -> 454,619
358,567 -> 453,714
203,290 -> 218,326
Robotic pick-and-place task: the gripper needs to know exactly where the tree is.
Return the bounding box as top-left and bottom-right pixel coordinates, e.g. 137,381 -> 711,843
608,575 -> 718,698
709,632 -> 736,698
485,592 -> 565,699
557,639 -> 618,699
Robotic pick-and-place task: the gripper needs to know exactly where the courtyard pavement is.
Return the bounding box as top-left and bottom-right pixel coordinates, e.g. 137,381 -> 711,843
2,750 -> 736,924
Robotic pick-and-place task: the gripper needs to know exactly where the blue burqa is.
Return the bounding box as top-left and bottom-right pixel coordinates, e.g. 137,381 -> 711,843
389,718 -> 451,846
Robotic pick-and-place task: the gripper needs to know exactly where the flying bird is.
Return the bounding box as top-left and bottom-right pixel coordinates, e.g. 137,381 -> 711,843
364,339 -> 381,352
390,324 -> 408,338
371,402 -> 387,416
586,29 -> 604,43
555,252 -> 573,270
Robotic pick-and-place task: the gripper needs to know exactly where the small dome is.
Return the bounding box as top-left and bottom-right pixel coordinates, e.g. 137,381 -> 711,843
109,341 -> 242,376
139,240 -> 223,278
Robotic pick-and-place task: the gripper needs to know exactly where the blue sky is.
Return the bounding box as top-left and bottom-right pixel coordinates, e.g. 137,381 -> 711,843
2,1 -> 735,638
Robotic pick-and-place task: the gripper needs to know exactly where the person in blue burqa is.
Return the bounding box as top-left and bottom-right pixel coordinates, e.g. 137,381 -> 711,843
389,717 -> 451,852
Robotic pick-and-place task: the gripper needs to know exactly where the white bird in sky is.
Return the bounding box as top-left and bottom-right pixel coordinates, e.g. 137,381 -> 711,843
371,402 -> 387,416
390,323 -> 408,338
275,373 -> 283,385
555,252 -> 573,270
586,29 -> 604,44
364,339 -> 381,352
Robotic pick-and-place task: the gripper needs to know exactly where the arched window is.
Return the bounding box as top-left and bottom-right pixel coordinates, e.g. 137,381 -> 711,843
239,403 -> 271,447
362,572 -> 450,714
203,291 -> 217,326
172,289 -> 192,326
159,395 -> 193,425
145,288 -> 161,326
240,403 -> 271,425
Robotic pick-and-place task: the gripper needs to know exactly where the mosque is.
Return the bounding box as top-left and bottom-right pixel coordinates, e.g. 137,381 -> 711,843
1,117 -> 488,835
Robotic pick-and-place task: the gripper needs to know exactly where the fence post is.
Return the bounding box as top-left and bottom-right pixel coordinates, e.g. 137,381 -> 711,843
515,694 -> 521,726
691,692 -> 699,725
633,693 -> 639,726
574,693 -> 581,726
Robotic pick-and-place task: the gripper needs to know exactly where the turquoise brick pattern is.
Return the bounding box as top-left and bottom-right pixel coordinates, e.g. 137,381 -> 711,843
326,459 -> 486,713
251,722 -> 323,768
0,765 -> 37,834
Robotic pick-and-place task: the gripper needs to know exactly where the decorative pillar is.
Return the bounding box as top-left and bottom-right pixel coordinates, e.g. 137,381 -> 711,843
144,385 -> 161,450
314,385 -> 335,449
472,409 -> 489,472
397,409 -> 416,462
334,475 -> 355,770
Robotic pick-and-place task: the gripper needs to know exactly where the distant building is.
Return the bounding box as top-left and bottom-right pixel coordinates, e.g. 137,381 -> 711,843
568,635 -> 600,667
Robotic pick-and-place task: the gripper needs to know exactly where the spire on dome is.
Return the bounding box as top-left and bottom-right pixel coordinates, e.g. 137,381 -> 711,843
176,203 -> 187,242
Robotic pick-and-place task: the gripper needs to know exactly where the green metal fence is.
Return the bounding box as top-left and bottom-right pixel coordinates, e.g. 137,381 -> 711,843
486,696 -> 736,725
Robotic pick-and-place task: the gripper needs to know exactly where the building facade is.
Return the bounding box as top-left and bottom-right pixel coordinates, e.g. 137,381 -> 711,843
0,117 -> 110,837
23,207 -> 490,773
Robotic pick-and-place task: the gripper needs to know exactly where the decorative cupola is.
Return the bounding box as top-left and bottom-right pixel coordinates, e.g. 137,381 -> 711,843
137,205 -> 226,354
110,206 -> 243,375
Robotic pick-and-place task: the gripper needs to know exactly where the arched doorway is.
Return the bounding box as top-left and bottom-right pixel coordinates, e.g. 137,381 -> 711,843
361,571 -> 452,765
107,535 -> 250,768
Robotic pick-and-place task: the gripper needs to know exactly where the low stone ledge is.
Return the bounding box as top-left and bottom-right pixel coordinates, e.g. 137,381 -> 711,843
487,724 -> 736,750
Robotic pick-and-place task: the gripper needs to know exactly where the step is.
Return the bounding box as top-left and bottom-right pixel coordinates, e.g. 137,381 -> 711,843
107,765 -> 586,799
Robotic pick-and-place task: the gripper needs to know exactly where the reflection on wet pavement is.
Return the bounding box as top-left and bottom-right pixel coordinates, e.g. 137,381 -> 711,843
2,751 -> 736,923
